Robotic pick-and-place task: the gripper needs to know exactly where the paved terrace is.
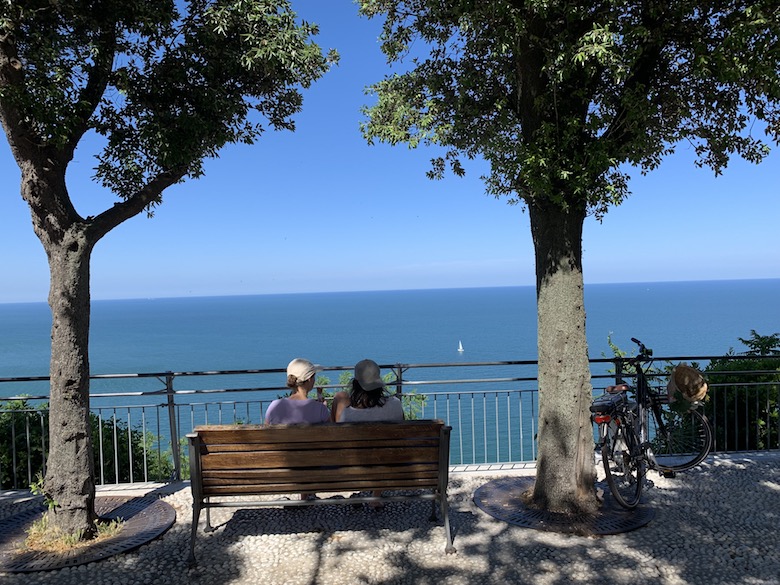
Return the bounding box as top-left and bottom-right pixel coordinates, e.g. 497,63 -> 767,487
0,452 -> 778,585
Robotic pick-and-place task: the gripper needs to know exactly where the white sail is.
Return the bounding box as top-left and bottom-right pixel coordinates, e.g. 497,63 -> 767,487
458,340 -> 464,352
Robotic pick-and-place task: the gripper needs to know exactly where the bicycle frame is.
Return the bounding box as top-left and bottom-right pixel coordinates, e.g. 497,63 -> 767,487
627,349 -> 659,469
594,337 -> 712,510
625,341 -> 710,472
591,388 -> 646,508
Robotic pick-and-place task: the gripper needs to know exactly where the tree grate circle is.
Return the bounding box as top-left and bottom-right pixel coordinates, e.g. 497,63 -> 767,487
0,496 -> 176,573
473,476 -> 654,535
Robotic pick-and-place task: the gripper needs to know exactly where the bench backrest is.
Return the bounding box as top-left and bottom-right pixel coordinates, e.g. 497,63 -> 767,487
188,420 -> 451,500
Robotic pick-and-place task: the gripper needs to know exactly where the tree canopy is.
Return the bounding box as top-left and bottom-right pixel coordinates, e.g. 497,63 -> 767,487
361,1 -> 780,215
1,0 -> 336,220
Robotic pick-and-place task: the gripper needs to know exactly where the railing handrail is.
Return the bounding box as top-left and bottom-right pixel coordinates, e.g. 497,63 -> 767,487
2,353 -> 778,405
0,354 -> 780,401
3,352 -> 778,389
1,353 -> 778,489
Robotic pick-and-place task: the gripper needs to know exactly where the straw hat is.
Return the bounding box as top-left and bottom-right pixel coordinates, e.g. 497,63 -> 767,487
667,364 -> 708,403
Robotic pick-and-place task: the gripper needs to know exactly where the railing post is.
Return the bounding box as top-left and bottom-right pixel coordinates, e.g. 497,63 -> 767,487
392,364 -> 404,398
615,358 -> 624,385
11,414 -> 18,488
165,373 -> 181,481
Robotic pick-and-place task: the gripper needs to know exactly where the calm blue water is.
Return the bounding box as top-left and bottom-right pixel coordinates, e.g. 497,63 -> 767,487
1,280 -> 779,390
3,280 -> 778,464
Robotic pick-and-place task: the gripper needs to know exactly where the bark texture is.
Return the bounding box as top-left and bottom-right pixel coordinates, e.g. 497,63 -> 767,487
528,198 -> 598,515
19,161 -> 99,536
45,234 -> 98,536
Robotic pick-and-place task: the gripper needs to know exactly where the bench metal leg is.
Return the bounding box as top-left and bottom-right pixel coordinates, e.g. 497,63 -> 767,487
440,496 -> 456,554
204,497 -> 214,532
189,501 -> 202,567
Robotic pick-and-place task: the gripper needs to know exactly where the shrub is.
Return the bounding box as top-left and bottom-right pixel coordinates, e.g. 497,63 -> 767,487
0,399 -> 177,489
702,331 -> 780,451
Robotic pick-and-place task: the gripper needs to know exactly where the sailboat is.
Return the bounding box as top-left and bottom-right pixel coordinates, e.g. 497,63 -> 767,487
457,340 -> 464,352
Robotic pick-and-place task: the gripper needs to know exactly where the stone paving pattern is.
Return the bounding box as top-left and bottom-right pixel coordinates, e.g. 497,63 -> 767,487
0,452 -> 777,585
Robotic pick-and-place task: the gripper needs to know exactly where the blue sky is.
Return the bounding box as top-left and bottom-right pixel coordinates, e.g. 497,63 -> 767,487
1,0 -> 778,304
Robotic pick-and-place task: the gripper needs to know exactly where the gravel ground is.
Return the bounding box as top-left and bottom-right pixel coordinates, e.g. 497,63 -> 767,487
0,452 -> 778,585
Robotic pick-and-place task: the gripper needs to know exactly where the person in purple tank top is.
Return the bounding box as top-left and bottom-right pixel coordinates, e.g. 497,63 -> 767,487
265,358 -> 329,502
265,358 -> 329,425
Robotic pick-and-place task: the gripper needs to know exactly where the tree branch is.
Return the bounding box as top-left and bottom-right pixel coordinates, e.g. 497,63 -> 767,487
0,30 -> 47,163
88,167 -> 188,241
599,5 -> 669,151
62,24 -> 118,163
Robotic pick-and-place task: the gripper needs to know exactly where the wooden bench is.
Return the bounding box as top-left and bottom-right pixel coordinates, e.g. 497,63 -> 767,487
187,419 -> 455,564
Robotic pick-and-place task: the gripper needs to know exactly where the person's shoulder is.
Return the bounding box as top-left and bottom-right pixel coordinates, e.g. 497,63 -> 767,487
339,406 -> 356,422
264,398 -> 287,424
312,399 -> 329,414
387,396 -> 404,418
301,398 -> 329,421
266,397 -> 285,411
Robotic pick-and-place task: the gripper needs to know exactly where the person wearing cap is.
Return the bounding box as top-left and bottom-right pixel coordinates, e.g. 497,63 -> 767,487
264,358 -> 330,425
331,359 -> 404,507
332,358 -> 404,423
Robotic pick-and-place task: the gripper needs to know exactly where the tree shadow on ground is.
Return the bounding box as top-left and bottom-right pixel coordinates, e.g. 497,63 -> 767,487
356,456 -> 780,585
127,459 -> 780,584
2,456 -> 777,584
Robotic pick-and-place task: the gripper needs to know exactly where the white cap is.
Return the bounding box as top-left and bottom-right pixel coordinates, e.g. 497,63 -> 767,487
286,358 -> 322,383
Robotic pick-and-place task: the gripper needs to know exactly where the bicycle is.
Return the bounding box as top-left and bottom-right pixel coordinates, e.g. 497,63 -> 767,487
590,338 -> 713,509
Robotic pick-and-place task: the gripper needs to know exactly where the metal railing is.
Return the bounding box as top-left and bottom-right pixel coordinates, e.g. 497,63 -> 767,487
1,355 -> 778,489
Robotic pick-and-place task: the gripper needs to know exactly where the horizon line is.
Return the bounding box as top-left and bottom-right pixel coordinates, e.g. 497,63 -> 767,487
2,277 -> 778,306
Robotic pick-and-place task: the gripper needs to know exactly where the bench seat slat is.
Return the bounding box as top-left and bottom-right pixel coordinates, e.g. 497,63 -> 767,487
201,477 -> 440,496
194,422 -> 443,444
201,477 -> 440,492
201,463 -> 440,482
199,446 -> 439,470
199,437 -> 440,453
201,471 -> 440,490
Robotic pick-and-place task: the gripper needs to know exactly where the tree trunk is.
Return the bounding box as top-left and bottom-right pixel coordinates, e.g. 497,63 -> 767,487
19,161 -> 99,538
44,228 -> 98,537
528,198 -> 598,515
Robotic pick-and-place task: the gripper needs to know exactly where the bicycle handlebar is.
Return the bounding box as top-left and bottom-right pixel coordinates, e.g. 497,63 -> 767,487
630,337 -> 653,360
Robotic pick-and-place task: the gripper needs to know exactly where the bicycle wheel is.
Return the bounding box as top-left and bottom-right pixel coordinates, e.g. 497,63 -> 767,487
648,403 -> 712,471
601,416 -> 645,509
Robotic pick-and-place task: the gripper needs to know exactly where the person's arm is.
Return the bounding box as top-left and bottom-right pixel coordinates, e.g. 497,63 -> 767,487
330,391 -> 350,422
319,402 -> 330,423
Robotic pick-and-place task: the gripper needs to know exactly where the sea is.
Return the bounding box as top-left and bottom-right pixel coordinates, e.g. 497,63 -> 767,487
1,279 -> 779,400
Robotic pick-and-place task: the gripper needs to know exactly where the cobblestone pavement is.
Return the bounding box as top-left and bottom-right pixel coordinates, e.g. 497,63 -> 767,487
1,452 -> 778,585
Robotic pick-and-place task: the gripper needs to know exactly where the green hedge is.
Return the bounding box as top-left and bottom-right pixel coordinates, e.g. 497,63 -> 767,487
0,399 -> 180,490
